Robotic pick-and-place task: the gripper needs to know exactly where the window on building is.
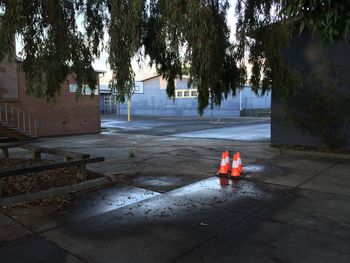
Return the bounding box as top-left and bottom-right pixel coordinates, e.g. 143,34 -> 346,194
175,89 -> 198,99
133,85 -> 144,94
104,96 -> 111,104
69,84 -> 98,95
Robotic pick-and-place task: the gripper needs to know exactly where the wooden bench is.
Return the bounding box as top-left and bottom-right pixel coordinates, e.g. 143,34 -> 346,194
0,141 -> 33,159
0,157 -> 105,195
21,145 -> 90,161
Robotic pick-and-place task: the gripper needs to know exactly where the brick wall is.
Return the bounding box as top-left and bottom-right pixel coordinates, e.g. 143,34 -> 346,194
10,64 -> 101,137
0,55 -> 19,100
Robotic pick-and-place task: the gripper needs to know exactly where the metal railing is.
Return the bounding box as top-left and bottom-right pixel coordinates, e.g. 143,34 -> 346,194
0,99 -> 38,137
102,102 -> 119,115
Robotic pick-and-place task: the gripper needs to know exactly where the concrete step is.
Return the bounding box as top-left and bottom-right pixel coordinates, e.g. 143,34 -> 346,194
0,136 -> 15,143
0,125 -> 37,141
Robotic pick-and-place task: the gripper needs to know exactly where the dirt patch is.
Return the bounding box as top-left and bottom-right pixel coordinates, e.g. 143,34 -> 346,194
1,158 -> 103,197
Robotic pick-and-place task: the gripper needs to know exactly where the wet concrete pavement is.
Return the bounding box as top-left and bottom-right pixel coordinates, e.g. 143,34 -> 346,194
101,115 -> 270,140
173,123 -> 270,141
1,132 -> 350,262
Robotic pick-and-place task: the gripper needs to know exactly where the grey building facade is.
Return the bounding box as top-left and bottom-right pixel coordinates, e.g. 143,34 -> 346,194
100,75 -> 271,117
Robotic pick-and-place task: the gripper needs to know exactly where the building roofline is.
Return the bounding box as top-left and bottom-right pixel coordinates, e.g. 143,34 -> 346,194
140,74 -> 161,82
16,56 -> 24,62
94,69 -> 107,74
140,74 -> 190,82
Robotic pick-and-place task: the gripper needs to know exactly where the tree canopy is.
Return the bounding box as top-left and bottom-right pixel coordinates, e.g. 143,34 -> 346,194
236,0 -> 350,95
236,0 -> 350,149
0,0 -> 241,114
0,0 -> 349,114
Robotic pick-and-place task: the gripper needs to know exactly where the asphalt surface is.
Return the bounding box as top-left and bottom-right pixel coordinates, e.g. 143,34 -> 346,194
1,120 -> 349,263
101,115 -> 270,140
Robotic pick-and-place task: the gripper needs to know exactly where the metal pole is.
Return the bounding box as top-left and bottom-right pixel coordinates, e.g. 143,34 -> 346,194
108,96 -> 113,114
5,104 -> 8,123
239,89 -> 243,111
34,120 -> 37,137
127,96 -> 131,122
17,109 -> 20,128
23,112 -> 25,132
29,116 -> 31,133
0,178 -> 3,198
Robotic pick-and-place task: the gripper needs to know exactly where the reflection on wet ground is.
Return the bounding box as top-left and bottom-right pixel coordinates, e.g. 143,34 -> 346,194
33,175 -> 289,263
243,163 -> 267,173
3,157 -> 350,263
133,176 -> 187,193
100,115 -> 270,140
62,186 -> 160,222
172,124 -> 270,141
166,177 -> 286,212
26,176 -> 287,234
60,176 -> 288,225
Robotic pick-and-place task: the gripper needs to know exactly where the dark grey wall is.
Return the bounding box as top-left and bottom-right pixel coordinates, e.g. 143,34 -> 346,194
271,31 -> 350,149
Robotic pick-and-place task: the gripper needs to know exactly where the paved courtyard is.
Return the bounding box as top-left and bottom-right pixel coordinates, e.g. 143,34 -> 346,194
101,115 -> 271,141
1,118 -> 349,263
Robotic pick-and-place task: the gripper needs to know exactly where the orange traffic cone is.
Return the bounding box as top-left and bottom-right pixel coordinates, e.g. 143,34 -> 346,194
225,151 -> 231,171
230,154 -> 241,178
236,152 -> 243,174
217,152 -> 229,176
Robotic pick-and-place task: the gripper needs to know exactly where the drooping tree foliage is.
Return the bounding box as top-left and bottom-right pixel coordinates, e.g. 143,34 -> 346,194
236,0 -> 350,96
144,0 -> 247,112
0,0 -> 349,121
0,0 -> 98,98
0,0 -> 242,114
236,0 -> 350,148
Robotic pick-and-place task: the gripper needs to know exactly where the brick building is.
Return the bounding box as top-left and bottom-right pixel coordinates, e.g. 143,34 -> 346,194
0,53 -> 104,137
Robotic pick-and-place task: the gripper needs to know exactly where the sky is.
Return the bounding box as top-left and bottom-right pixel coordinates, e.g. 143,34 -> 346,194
16,0 -> 237,85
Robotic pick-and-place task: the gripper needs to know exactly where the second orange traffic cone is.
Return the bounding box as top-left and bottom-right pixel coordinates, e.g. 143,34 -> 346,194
230,154 -> 241,178
236,152 -> 243,174
225,151 -> 231,172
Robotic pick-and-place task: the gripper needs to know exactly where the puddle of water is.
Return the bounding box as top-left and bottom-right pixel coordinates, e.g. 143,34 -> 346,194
244,164 -> 267,173
134,176 -> 184,187
166,176 -> 273,207
243,163 -> 284,178
100,131 -> 116,135
63,186 -> 160,221
166,176 -> 249,193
